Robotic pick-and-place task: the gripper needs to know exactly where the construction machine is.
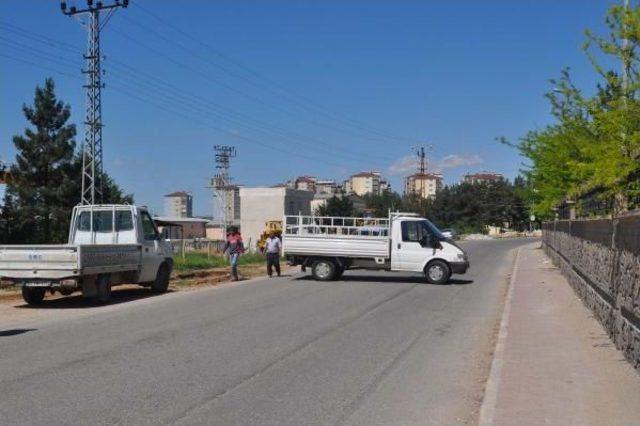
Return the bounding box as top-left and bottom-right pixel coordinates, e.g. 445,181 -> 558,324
257,220 -> 282,252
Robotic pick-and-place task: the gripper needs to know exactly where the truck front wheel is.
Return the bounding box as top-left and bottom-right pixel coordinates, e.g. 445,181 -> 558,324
425,260 -> 451,284
151,263 -> 171,293
312,259 -> 336,281
22,287 -> 46,306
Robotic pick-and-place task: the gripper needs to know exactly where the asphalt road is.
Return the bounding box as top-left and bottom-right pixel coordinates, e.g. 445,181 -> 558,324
0,238 -> 533,425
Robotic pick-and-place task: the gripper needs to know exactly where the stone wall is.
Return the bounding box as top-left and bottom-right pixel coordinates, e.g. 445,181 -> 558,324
542,214 -> 640,369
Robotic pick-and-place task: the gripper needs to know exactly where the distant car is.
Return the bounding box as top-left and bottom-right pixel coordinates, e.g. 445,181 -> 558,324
441,228 -> 457,240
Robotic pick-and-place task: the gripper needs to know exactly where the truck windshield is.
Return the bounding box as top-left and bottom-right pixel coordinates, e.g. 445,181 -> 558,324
421,219 -> 447,240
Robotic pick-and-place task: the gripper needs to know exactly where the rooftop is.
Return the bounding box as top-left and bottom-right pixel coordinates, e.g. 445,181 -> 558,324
352,171 -> 379,178
407,172 -> 442,180
164,191 -> 192,197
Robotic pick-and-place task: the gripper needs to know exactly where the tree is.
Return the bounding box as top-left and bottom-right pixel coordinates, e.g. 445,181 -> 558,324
362,191 -> 403,217
419,180 -> 529,233
507,5 -> 640,216
1,78 -> 132,244
316,196 -> 355,217
2,79 -> 77,243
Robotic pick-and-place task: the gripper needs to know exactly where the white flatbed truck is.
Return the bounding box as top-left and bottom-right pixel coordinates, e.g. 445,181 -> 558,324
0,204 -> 173,305
283,213 -> 469,283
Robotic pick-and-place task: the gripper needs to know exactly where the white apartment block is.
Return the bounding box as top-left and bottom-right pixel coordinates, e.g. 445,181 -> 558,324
404,173 -> 443,199
164,191 -> 193,218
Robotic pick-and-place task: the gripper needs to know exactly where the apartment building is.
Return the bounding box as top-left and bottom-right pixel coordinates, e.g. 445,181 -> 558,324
164,191 -> 193,218
404,173 -> 443,199
463,172 -> 504,185
294,176 -> 317,192
345,171 -> 388,196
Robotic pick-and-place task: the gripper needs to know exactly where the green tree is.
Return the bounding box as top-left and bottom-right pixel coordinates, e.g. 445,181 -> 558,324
316,196 -> 355,217
418,180 -> 529,233
507,5 -> 640,216
2,79 -> 77,243
362,191 -> 403,217
2,78 -> 132,243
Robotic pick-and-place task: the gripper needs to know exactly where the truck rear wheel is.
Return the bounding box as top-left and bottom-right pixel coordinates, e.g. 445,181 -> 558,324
151,263 -> 171,293
22,287 -> 46,306
425,260 -> 451,284
312,259 -> 336,281
95,275 -> 112,304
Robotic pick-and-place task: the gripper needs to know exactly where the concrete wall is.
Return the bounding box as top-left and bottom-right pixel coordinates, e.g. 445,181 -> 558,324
240,187 -> 313,250
542,214 -> 640,370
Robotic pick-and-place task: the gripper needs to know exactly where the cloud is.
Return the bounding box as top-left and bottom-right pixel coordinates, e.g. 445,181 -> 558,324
388,155 -> 417,176
388,154 -> 483,176
433,154 -> 483,172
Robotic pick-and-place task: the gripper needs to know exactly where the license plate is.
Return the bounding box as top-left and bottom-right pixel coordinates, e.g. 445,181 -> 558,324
23,282 -> 51,287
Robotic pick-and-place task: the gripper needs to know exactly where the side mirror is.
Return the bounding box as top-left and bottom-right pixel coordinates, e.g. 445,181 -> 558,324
420,234 -> 431,248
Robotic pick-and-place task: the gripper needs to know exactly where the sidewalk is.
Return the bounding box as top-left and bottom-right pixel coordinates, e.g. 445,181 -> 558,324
481,242 -> 640,426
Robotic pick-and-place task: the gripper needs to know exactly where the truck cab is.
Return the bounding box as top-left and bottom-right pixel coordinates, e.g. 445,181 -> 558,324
69,204 -> 173,283
390,216 -> 469,282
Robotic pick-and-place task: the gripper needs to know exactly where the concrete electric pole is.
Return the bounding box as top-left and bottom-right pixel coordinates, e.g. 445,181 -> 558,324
61,0 -> 128,205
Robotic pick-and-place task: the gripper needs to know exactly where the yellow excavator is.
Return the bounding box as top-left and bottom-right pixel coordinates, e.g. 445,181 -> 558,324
257,220 -> 282,252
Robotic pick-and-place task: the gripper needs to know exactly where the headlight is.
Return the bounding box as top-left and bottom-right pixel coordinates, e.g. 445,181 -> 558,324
457,253 -> 466,260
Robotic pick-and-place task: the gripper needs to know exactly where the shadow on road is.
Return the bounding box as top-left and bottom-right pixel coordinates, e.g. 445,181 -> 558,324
16,287 -> 172,310
0,328 -> 36,337
295,274 -> 474,285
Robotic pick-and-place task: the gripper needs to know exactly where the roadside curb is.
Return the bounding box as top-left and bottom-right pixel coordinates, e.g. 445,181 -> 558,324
478,247 -> 521,425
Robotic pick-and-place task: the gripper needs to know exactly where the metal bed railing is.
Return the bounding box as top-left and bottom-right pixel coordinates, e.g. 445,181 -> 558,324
284,215 -> 390,237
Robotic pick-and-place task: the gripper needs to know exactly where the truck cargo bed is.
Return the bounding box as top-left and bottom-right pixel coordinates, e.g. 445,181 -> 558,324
0,244 -> 141,280
283,235 -> 389,258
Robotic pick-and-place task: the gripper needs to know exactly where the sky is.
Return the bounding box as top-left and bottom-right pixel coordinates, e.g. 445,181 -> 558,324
0,0 -> 617,217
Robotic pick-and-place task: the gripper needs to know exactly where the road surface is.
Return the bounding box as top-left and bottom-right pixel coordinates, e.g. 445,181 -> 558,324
0,239 -> 531,425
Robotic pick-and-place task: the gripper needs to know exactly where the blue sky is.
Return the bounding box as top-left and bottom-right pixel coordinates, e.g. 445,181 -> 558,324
1,0 -> 615,216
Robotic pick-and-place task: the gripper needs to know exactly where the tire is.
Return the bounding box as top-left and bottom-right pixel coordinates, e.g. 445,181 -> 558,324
311,259 -> 337,281
22,287 -> 46,305
95,275 -> 112,304
151,263 -> 171,293
425,260 -> 451,284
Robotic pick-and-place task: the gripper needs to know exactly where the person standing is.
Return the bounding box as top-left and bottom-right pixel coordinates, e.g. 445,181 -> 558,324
264,231 -> 282,277
223,227 -> 244,281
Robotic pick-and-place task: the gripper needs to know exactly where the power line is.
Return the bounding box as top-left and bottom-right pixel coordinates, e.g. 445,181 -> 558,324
0,51 -> 354,169
130,0 -> 420,145
0,24 -> 391,167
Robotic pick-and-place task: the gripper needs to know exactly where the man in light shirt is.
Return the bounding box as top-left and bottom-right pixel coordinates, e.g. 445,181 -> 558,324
264,231 -> 282,277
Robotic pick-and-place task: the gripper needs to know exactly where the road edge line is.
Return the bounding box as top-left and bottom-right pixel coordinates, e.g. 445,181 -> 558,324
478,246 -> 521,426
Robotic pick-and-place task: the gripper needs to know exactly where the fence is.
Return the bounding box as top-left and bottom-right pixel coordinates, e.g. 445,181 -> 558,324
168,239 -> 226,257
542,212 -> 640,369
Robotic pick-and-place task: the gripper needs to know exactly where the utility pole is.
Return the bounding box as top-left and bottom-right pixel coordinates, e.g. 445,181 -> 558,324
411,144 -> 433,199
417,146 -> 426,175
210,145 -> 236,236
61,0 -> 128,205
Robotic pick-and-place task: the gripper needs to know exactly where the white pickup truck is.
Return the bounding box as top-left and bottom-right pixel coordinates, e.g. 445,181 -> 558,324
283,213 -> 469,283
0,204 -> 173,305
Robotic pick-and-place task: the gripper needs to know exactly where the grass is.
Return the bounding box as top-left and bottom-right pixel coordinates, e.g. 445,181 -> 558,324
173,251 -> 267,272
